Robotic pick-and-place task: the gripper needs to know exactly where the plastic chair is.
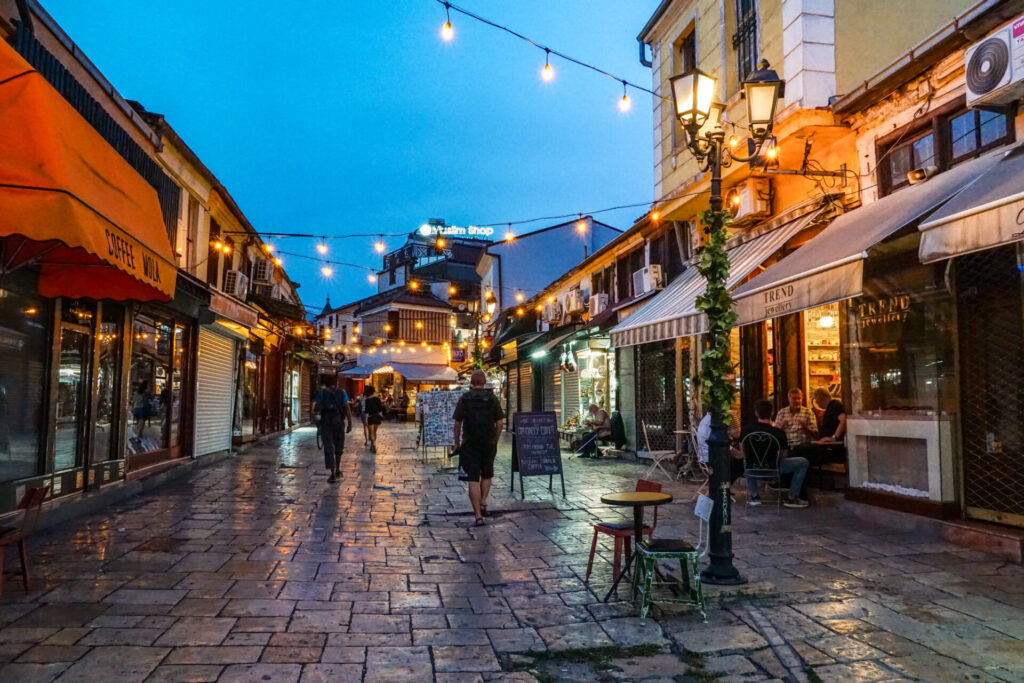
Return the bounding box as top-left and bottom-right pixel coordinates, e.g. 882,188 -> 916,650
0,485 -> 50,599
585,479 -> 662,584
640,420 -> 676,480
741,430 -> 783,509
631,493 -> 713,623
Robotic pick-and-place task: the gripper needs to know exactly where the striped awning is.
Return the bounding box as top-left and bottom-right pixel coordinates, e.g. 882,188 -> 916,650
610,208 -> 825,348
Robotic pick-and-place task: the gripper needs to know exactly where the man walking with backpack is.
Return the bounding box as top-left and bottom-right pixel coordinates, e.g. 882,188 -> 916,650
313,375 -> 353,483
453,370 -> 504,526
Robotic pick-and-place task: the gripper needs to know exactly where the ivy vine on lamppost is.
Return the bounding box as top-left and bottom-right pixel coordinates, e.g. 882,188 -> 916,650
669,59 -> 784,585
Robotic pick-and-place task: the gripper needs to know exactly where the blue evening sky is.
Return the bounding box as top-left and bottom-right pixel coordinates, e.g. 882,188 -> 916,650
43,0 -> 659,312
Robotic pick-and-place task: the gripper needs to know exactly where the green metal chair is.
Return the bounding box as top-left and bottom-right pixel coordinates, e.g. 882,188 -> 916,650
630,493 -> 713,623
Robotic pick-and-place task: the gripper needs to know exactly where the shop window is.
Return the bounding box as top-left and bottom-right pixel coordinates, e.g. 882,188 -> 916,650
733,0 -> 758,82
55,300 -> 95,472
672,29 -> 697,150
803,302 -> 842,401
0,288 -> 49,483
186,196 -> 199,268
128,314 -> 189,457
885,132 -> 935,192
94,303 -> 124,462
846,254 -> 956,416
949,109 -> 1009,163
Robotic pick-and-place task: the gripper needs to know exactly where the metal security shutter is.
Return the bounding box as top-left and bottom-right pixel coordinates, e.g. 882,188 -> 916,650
300,363 -> 312,423
519,362 -> 533,412
543,362 -> 560,418
195,329 -> 236,456
635,340 -> 676,452
506,365 -> 518,428
562,368 -> 580,422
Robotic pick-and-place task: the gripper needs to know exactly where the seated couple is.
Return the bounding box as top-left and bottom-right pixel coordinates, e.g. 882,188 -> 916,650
696,399 -> 809,508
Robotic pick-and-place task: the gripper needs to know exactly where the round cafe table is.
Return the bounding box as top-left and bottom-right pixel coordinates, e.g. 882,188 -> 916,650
599,491 -> 673,601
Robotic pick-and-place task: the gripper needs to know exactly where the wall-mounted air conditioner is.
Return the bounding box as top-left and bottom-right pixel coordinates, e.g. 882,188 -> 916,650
728,177 -> 771,226
542,301 -> 563,323
565,290 -> 586,313
252,283 -> 281,299
223,270 -> 249,299
253,258 -> 275,283
589,293 -> 610,317
631,264 -> 664,297
965,16 -> 1024,107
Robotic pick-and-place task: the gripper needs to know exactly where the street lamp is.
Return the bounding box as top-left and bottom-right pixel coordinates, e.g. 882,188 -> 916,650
670,59 -> 783,586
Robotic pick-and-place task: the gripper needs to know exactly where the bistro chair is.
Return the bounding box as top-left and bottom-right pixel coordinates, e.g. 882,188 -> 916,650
631,493 -> 713,623
640,420 -> 676,480
0,485 -> 50,600
741,431 -> 784,510
585,479 -> 662,584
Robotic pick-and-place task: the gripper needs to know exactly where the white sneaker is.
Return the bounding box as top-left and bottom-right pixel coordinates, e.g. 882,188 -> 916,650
748,495 -> 761,506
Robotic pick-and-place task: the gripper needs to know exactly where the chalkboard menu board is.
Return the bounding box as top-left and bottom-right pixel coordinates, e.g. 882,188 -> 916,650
512,412 -> 565,498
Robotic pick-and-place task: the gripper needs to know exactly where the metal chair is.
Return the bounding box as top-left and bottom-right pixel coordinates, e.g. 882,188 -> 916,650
640,420 -> 676,480
584,479 -> 662,584
0,485 -> 50,600
740,430 -> 783,510
631,493 -> 713,623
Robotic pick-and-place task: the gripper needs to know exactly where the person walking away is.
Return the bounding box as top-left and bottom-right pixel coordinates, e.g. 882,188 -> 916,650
131,381 -> 153,437
313,375 -> 352,483
742,400 -> 809,507
351,389 -> 369,446
453,370 -> 504,526
364,386 -> 384,453
580,404 -> 612,458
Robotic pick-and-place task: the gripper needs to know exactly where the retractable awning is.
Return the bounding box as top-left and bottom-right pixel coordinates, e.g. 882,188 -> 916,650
386,362 -> 458,383
610,208 -> 825,348
732,147 -> 1007,326
918,143 -> 1024,263
0,39 -> 175,301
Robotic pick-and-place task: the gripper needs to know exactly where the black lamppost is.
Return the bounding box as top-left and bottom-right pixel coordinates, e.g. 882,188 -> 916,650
669,60 -> 784,585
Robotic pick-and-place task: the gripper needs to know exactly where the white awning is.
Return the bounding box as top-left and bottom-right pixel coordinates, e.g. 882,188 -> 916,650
732,147 -> 1008,326
610,208 -> 825,348
919,143 -> 1024,263
386,362 -> 459,383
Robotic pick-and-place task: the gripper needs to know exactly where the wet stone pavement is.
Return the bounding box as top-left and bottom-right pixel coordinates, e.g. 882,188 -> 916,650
2,424 -> 1024,682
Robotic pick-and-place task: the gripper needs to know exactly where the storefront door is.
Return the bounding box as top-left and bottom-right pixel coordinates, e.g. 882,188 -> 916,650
957,245 -> 1024,528
635,340 -> 675,451
54,323 -> 90,472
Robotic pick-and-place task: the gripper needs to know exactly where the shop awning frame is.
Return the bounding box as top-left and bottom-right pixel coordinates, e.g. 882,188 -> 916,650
0,39 -> 175,301
610,207 -> 827,348
918,143 -> 1024,263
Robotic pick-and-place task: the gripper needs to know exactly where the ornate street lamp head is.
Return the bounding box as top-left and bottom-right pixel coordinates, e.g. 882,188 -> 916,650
743,59 -> 784,141
670,68 -> 717,135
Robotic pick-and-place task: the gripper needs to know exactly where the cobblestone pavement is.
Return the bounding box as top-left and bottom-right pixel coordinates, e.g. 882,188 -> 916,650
2,424 -> 1024,682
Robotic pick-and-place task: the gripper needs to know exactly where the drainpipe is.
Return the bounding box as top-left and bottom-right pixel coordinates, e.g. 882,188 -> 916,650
638,38 -> 652,67
15,0 -> 34,34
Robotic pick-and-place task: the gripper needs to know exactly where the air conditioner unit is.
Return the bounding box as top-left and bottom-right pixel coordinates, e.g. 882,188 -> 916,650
253,258 -> 275,283
252,283 -> 280,299
728,177 -> 771,226
223,270 -> 249,299
565,290 -> 586,313
632,264 -> 664,296
965,17 -> 1024,107
589,293 -> 610,317
542,301 -> 563,323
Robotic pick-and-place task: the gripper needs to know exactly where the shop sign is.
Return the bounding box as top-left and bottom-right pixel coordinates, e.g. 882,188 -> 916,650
209,290 -> 260,328
318,360 -> 337,375
761,284 -> 796,318
418,223 -> 495,239
451,347 -> 467,362
856,295 -> 911,328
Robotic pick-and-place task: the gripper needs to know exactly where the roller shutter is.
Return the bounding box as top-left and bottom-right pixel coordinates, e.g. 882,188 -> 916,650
519,362 -> 533,412
562,368 -> 580,423
506,365 -> 518,428
195,328 -> 236,456
543,362 -> 560,418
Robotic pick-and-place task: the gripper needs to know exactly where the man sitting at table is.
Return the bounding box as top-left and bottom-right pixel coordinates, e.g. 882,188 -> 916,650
580,404 -> 612,458
742,400 -> 809,508
812,388 -> 847,443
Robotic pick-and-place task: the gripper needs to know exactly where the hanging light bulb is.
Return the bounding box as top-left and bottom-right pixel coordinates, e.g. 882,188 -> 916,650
541,49 -> 554,82
515,292 -> 524,302
274,257 -> 283,266
213,240 -> 223,251
317,241 -> 328,255
222,243 -> 231,255
441,2 -> 453,41
618,81 -> 631,112
505,229 -> 514,242
449,285 -> 457,295
374,239 -> 385,253
576,218 -> 587,233
436,238 -> 446,249
415,321 -> 424,329
263,243 -> 274,253
651,210 -> 661,222
321,266 -> 333,277
368,273 -> 377,283
409,281 -> 419,290
516,308 -> 524,316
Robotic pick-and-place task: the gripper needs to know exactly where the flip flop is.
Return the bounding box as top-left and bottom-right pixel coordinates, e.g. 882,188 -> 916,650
474,517 -> 486,526
480,506 -> 490,517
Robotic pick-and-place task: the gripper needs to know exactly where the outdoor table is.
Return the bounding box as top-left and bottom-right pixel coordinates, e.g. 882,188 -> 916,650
599,491 -> 673,601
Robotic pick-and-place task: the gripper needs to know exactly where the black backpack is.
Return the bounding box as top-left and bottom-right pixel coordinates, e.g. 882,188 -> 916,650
320,387 -> 343,414
460,391 -> 496,444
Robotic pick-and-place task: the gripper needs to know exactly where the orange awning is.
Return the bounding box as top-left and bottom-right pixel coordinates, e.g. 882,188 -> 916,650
0,38 -> 175,301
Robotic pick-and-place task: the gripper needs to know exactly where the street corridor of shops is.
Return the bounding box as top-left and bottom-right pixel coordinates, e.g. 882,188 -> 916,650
2,424 -> 1023,683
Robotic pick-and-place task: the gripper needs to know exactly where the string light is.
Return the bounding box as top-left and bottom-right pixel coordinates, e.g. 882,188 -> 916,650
440,1 -> 454,41
535,304 -> 543,312
263,244 -> 274,253
415,321 -> 424,329
368,273 -> 377,283
576,217 -> 587,233
515,292 -> 524,302
618,81 -> 631,112
449,285 -> 457,295
274,257 -> 283,266
409,281 -> 419,290
651,211 -> 660,222
436,238 -> 446,249
516,308 -> 524,316
374,239 -> 385,253
505,229 -> 514,242
316,241 -> 328,255
320,266 -> 333,277
541,49 -> 554,82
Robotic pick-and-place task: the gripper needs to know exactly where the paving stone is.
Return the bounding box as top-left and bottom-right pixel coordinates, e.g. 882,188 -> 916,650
433,644 -> 501,673
14,645 -> 90,663
103,588 -> 187,605
607,653 -> 690,680
349,613 -> 410,633
78,627 -> 164,646
144,664 -> 225,682
598,617 -> 670,647
486,627 -> 545,653
0,662 -> 71,682
670,625 -> 768,654
703,654 -> 757,676
261,646 -> 322,663
298,663 -> 365,682
164,646 -> 265,664
218,663 -> 302,682
56,645 -> 169,682
537,622 -> 614,650
366,645 -> 431,668
155,617 -> 236,646
287,609 -> 350,632
12,604 -> 108,628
